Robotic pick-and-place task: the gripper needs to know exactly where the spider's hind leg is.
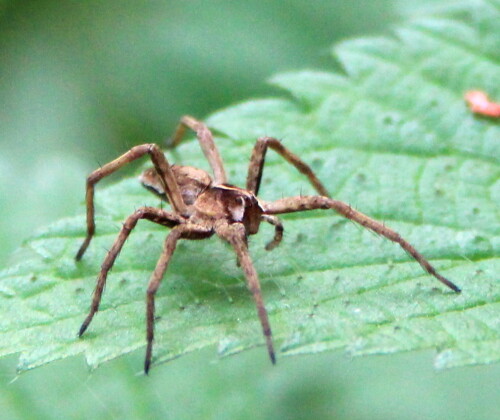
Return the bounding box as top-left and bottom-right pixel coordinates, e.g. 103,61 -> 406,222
263,196 -> 461,293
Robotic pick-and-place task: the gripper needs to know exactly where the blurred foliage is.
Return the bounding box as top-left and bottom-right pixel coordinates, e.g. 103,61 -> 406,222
1,0 -> 395,153
0,1 -> 499,419
1,349 -> 500,420
0,0 -> 395,265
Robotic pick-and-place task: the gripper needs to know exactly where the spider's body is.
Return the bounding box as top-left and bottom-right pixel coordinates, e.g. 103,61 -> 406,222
76,115 -> 460,374
140,165 -> 265,235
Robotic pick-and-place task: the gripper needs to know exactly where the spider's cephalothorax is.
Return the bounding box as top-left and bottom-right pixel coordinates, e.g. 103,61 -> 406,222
76,115 -> 461,374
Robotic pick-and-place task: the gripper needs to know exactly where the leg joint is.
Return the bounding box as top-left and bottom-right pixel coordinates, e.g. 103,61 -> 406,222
257,136 -> 279,145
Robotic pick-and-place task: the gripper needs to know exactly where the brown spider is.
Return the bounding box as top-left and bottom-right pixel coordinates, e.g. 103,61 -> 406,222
76,115 -> 461,373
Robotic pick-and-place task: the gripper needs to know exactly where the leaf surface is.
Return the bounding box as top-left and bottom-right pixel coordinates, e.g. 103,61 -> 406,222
1,3 -> 499,371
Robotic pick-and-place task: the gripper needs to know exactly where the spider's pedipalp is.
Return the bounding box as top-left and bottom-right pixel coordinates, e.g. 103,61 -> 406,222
261,214 -> 284,251
263,196 -> 461,293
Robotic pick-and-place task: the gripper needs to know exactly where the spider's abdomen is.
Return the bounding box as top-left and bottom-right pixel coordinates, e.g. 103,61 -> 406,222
140,165 -> 212,205
194,185 -> 263,234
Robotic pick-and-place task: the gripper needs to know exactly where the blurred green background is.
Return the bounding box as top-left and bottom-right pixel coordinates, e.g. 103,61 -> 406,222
0,1 -> 498,419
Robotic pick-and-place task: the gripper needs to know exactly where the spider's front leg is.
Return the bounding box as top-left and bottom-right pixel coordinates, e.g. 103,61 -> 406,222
78,207 -> 184,338
246,137 -> 330,196
247,137 -> 330,252
75,144 -> 187,260
216,222 -> 276,364
263,196 -> 461,293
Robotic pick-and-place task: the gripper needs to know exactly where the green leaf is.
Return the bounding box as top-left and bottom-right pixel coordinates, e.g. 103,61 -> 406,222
1,4 -> 499,372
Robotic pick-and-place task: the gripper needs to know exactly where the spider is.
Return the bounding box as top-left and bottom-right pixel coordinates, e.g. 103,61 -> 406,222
76,115 -> 461,373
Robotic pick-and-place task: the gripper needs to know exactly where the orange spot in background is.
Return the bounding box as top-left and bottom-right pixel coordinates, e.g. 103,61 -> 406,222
464,90 -> 500,118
